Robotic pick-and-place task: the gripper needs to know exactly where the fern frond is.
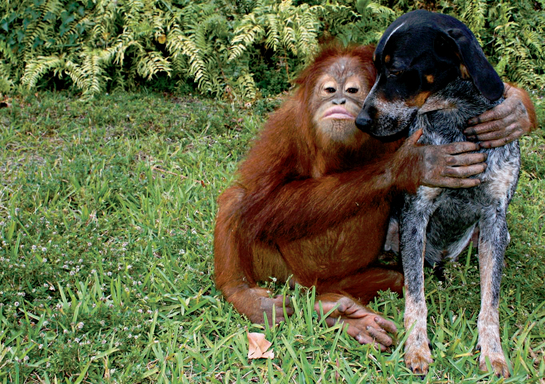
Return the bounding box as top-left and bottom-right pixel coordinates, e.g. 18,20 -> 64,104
460,0 -> 489,39
179,38 -> 209,89
64,59 -> 86,91
0,41 -> 17,64
366,2 -> 396,16
165,26 -> 186,60
265,13 -> 281,51
136,51 -> 171,80
230,18 -> 264,61
82,48 -> 112,96
297,8 -> 319,57
229,72 -> 257,102
21,55 -> 65,89
20,0 -> 63,55
64,48 -> 113,97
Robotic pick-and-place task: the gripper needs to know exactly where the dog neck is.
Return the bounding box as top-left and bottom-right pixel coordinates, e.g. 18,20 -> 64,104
413,78 -> 503,146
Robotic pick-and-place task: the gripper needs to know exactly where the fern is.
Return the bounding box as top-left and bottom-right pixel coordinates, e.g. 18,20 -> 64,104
1,0 -> 543,100
137,51 -> 171,81
21,55 -> 65,89
491,2 -> 545,89
229,72 -> 258,102
66,48 -> 112,97
320,1 -> 395,46
458,0 -> 487,39
229,19 -> 264,61
179,38 -> 208,89
231,0 -> 317,58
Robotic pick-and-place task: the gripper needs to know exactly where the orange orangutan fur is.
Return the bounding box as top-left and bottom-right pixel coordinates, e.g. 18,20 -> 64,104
213,44 -> 424,324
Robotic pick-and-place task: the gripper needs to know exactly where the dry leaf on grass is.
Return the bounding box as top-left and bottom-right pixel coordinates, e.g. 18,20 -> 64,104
247,332 -> 274,359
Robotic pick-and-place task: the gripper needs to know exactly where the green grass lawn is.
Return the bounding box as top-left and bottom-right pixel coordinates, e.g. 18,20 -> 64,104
0,91 -> 544,383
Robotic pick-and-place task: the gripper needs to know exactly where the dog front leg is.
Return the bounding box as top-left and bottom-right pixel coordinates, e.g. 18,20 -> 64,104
401,203 -> 433,375
477,211 -> 510,377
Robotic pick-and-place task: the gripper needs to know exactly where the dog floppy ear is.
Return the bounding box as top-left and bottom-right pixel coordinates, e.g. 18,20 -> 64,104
445,28 -> 504,101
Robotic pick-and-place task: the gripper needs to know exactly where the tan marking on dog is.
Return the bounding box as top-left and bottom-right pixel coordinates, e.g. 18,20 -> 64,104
407,91 -> 431,107
460,64 -> 470,79
425,74 -> 434,84
384,54 -> 391,64
419,97 -> 456,114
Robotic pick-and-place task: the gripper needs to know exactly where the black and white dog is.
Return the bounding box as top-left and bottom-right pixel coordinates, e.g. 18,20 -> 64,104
356,10 -> 519,377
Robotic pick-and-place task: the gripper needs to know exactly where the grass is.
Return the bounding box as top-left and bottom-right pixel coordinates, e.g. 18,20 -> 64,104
0,90 -> 544,383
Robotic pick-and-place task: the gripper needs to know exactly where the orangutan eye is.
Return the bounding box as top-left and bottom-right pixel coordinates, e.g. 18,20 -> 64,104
325,87 -> 336,93
346,87 -> 359,94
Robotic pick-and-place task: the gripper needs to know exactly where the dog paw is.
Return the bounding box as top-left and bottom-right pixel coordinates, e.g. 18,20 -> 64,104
405,342 -> 433,375
479,351 -> 510,378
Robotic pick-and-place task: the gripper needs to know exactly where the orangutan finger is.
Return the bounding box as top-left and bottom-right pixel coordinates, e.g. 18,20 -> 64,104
374,316 -> 397,334
366,326 -> 394,347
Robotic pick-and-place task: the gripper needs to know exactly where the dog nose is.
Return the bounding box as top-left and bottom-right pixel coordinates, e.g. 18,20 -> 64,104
332,98 -> 346,105
355,110 -> 373,130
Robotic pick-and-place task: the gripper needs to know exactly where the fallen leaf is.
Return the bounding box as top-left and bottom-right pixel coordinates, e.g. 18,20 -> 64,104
247,332 -> 274,359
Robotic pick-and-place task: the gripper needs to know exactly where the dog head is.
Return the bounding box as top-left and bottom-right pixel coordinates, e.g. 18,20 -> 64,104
355,10 -> 504,138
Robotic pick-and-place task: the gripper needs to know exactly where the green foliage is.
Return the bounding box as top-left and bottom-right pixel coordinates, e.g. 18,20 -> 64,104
0,0 -> 544,99
228,0 -> 321,93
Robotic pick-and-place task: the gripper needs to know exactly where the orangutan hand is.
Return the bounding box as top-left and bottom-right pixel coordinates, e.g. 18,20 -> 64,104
465,83 -> 534,148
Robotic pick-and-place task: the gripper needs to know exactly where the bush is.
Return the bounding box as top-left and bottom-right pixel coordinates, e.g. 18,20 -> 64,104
0,0 -> 543,100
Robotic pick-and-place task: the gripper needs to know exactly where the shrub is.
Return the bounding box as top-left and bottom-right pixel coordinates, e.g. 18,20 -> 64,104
0,0 -> 543,100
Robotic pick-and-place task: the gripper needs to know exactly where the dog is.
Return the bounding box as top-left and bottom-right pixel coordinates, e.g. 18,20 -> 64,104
355,10 -> 520,377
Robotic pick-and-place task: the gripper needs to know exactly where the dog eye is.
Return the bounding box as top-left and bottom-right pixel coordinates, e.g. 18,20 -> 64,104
346,87 -> 359,94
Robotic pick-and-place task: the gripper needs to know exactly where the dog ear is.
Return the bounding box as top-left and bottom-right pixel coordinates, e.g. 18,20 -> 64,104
444,28 -> 504,101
